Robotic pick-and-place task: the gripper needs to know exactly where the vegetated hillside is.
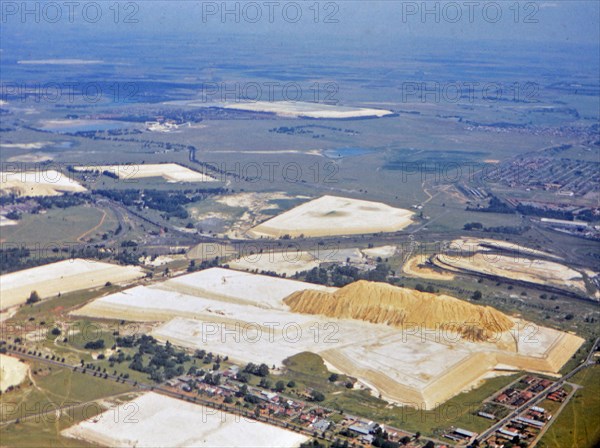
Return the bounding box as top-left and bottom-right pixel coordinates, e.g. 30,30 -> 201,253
284,280 -> 514,341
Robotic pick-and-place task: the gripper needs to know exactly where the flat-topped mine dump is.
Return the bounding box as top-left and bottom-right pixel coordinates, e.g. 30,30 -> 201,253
248,195 -> 414,238
221,101 -> 394,118
0,259 -> 145,310
171,100 -> 394,119
75,267 -> 583,409
74,163 -> 216,182
62,392 -> 308,447
0,169 -> 87,197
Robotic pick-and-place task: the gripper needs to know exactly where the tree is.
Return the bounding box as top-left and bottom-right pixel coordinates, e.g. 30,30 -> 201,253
472,290 -> 483,301
257,363 -> 269,377
328,373 -> 339,382
310,390 -> 325,402
287,380 -> 296,388
275,381 -> 285,392
51,328 -> 61,336
26,291 -> 40,304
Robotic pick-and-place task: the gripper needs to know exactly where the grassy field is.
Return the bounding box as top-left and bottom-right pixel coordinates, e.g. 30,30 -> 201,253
1,205 -> 117,246
324,373 -> 522,437
0,359 -> 135,421
537,365 -> 600,448
0,360 -> 137,448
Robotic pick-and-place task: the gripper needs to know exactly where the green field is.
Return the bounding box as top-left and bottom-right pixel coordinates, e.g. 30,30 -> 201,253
538,365 -> 600,448
0,359 -> 136,448
1,205 -> 117,246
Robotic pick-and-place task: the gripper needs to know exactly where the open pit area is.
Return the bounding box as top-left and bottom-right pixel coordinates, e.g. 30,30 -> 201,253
248,195 -> 414,238
0,259 -> 145,310
432,252 -> 588,295
74,268 -> 583,409
449,237 -> 563,260
0,169 -> 87,197
229,246 -> 369,276
0,354 -> 29,392
61,392 -> 308,447
74,163 -> 216,182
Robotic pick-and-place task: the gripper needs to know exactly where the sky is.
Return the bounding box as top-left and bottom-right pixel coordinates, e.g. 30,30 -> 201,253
1,1 -> 599,45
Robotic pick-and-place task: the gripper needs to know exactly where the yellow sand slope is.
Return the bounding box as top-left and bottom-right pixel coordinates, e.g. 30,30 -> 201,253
284,280 -> 514,341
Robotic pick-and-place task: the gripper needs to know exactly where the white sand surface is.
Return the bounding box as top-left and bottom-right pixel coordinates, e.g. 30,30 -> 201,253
435,253 -> 586,293
361,245 -> 397,258
183,101 -> 394,119
0,216 -> 18,227
249,195 -> 414,238
0,354 -> 28,392
0,259 -> 145,310
61,392 -> 308,447
0,169 -> 87,197
74,163 -> 215,182
161,267 -> 334,309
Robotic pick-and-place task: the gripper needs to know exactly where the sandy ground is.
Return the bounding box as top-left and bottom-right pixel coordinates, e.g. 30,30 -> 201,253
0,216 -> 18,227
212,101 -> 393,119
1,142 -> 51,150
210,192 -> 300,239
403,254 -> 455,281
140,255 -> 186,267
229,250 -> 321,277
248,195 -> 414,238
434,253 -> 587,293
0,354 -> 28,392
7,153 -> 54,163
74,163 -> 215,182
229,247 -> 366,276
361,245 -> 397,258
62,392 -> 308,447
75,268 -> 583,409
449,237 -> 562,260
0,259 -> 145,310
0,169 -> 87,197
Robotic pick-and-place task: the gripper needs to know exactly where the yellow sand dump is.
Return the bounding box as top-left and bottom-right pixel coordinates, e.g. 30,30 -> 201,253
284,280 -> 514,341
